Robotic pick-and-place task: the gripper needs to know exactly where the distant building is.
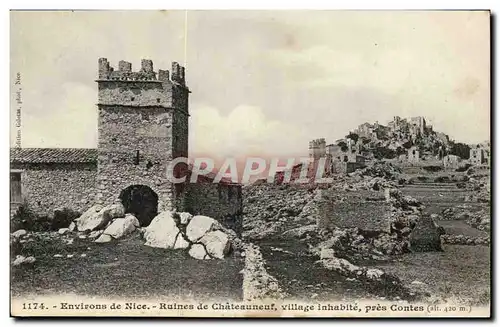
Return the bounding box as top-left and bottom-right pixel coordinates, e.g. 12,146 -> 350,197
407,146 -> 420,163
410,116 -> 427,135
309,138 -> 326,162
470,143 -> 490,166
355,123 -> 376,139
443,154 -> 461,169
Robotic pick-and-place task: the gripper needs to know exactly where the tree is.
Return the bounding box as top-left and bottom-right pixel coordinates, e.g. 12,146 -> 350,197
396,147 -> 407,156
361,137 -> 371,145
450,142 -> 471,159
337,141 -> 348,152
346,132 -> 359,144
373,146 -> 396,160
402,140 -> 413,149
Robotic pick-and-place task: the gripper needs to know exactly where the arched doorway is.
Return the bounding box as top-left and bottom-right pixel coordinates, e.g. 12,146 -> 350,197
119,185 -> 158,227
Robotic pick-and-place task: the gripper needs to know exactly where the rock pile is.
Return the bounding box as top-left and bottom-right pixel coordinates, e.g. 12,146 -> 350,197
441,207 -> 490,232
356,161 -> 402,180
243,185 -> 314,240
143,212 -> 241,260
441,234 -> 490,246
242,244 -> 288,301
317,254 -> 415,300
72,203 -> 140,242
310,227 -> 410,260
465,210 -> 491,232
12,254 -> 36,267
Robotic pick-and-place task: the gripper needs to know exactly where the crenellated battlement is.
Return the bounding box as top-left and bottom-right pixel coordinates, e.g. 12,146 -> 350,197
98,58 -> 187,85
308,138 -> 326,149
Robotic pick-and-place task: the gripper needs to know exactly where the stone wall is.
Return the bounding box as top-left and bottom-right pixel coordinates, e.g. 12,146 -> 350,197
11,163 -> 97,216
185,181 -> 243,235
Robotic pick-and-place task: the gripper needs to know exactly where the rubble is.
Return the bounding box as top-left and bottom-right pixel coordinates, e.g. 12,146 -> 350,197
408,214 -> 444,252
441,234 -> 490,246
12,255 -> 36,267
242,244 -> 288,301
11,229 -> 27,238
317,254 -> 415,299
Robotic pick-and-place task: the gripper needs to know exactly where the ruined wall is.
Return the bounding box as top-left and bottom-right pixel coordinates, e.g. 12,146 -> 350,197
11,163 -> 97,216
171,88 -> 190,210
407,147 -> 420,163
470,148 -> 485,166
185,181 -> 243,235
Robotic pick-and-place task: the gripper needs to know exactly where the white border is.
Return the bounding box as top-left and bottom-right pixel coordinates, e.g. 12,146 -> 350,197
2,1 -> 497,326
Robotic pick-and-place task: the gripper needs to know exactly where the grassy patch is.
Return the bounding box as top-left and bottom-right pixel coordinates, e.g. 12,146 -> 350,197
368,244 -> 490,306
437,220 -> 489,238
11,234 -> 244,301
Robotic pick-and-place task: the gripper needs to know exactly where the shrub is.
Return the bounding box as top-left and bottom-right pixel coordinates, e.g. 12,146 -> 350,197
434,176 -> 450,183
346,132 -> 359,144
373,146 -> 396,160
11,202 -> 52,232
423,165 -> 443,172
51,208 -> 80,230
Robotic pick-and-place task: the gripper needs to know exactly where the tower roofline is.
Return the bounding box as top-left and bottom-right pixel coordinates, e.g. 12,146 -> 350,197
97,58 -> 189,90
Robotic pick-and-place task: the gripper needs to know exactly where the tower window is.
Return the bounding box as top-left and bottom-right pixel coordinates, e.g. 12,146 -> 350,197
134,150 -> 140,165
157,98 -> 161,103
131,97 -> 135,101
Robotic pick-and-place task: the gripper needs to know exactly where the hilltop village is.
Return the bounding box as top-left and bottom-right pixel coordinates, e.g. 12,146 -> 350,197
308,116 -> 490,175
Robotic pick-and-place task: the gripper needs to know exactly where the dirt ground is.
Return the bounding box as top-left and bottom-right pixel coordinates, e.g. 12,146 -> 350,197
368,244 -> 490,306
11,235 -> 244,301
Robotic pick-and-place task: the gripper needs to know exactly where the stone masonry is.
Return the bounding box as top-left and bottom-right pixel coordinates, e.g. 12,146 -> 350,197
10,58 -> 243,232
96,58 -> 190,211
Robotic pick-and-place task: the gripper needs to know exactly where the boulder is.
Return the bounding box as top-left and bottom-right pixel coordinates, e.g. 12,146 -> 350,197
68,222 -> 76,232
409,214 -> 444,252
12,255 -> 36,266
88,230 -> 103,239
186,215 -> 220,242
76,203 -> 126,232
103,214 -> 139,239
101,203 -> 126,219
58,228 -> 69,235
125,213 -> 141,227
320,248 -> 336,260
189,244 -> 211,260
75,204 -> 106,232
11,229 -> 27,238
178,212 -> 193,225
199,230 -> 231,259
321,257 -> 359,274
366,268 -> 384,280
173,232 -> 190,249
95,234 -> 112,243
143,212 -> 181,249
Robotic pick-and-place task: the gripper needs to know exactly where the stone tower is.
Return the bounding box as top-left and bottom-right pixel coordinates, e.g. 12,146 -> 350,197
308,138 -> 326,162
96,58 -> 190,211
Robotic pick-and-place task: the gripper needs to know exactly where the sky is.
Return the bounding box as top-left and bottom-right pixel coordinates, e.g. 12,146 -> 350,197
10,10 -> 490,159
